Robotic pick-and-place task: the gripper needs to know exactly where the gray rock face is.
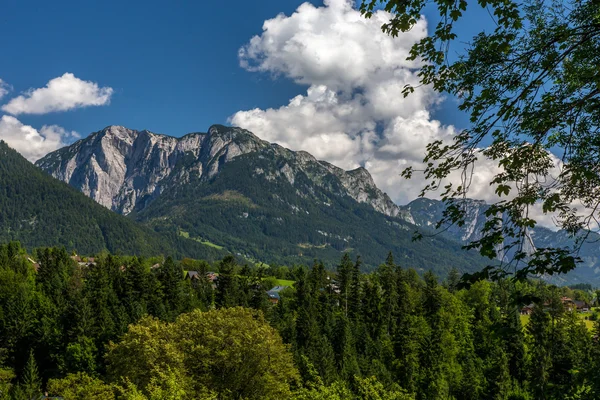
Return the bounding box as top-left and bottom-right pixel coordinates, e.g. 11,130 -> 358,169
37,124 -> 400,217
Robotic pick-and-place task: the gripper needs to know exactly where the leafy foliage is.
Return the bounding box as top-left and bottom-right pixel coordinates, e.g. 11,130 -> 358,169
360,0 -> 600,280
0,243 -> 597,398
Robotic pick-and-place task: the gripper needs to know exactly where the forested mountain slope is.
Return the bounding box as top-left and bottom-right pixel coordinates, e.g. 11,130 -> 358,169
0,141 -> 225,258
37,125 -> 486,273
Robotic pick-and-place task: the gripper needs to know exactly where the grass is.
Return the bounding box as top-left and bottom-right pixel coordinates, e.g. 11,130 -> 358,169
297,243 -> 328,249
579,312 -> 596,331
203,190 -> 257,208
273,278 -> 295,287
179,230 -> 224,250
520,312 -> 596,331
520,314 -> 530,327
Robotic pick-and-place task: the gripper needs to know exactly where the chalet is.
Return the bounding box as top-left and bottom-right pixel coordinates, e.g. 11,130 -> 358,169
520,304 -> 534,315
70,254 -> 96,267
207,272 -> 218,282
41,393 -> 64,399
561,297 -> 576,312
185,271 -> 219,289
574,300 -> 590,312
266,285 -> 288,304
187,271 -> 201,280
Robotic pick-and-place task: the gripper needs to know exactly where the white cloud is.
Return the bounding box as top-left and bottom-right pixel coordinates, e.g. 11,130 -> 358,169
231,0 -> 453,205
0,79 -> 11,100
231,0 -> 571,231
0,115 -> 78,162
2,73 -> 113,115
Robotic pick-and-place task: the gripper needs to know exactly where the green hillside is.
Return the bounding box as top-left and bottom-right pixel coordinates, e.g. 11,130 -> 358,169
137,148 -> 488,274
0,141 -> 226,259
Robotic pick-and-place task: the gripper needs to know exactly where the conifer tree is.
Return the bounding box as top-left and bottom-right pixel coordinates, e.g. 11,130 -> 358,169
527,304 -> 551,399
348,256 -> 362,320
157,257 -> 184,319
215,255 -> 237,308
20,350 -> 41,400
336,254 -> 353,317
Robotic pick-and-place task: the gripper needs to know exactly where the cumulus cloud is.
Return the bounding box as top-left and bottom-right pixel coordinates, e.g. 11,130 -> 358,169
230,0 -> 463,205
0,115 -> 79,162
230,0 -> 571,231
2,73 -> 113,115
0,79 -> 11,100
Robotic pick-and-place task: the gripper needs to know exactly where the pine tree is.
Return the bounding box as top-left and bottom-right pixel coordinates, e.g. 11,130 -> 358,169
336,254 -> 353,317
157,257 -> 184,319
527,304 -> 551,399
215,255 -> 237,308
446,267 -> 461,293
348,256 -> 362,320
378,253 -> 398,335
20,350 -> 41,400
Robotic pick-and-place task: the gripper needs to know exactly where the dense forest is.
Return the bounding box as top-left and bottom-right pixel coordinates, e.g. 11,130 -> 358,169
0,141 -> 225,260
1,242 -> 599,399
136,145 -> 487,273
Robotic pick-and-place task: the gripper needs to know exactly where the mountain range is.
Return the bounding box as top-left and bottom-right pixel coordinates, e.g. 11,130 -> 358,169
34,125 -> 484,275
0,122 -> 592,284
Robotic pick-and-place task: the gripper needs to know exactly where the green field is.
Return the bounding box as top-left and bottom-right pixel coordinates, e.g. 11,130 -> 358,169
520,312 -> 596,331
273,278 -> 295,287
179,230 -> 224,250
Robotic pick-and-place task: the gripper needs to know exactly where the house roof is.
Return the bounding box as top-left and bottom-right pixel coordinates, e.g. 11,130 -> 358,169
266,285 -> 289,300
574,300 -> 589,308
187,271 -> 200,279
267,291 -> 281,300
268,285 -> 288,292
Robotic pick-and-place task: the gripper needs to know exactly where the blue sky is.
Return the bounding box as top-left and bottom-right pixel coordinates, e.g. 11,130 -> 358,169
0,0 -> 314,135
0,0 -> 496,205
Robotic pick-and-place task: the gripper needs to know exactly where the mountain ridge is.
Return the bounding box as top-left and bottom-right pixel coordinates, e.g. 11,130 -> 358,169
36,124 -> 486,272
37,124 -> 401,218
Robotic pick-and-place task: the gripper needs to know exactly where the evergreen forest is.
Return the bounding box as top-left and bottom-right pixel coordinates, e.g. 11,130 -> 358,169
1,242 -> 599,399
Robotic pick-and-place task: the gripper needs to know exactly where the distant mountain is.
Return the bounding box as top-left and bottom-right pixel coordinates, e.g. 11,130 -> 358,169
37,125 -> 401,217
0,141 -> 225,259
37,125 -> 486,274
399,198 -> 600,285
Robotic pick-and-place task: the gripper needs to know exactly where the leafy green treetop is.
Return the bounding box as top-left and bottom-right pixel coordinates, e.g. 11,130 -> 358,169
360,0 -> 600,282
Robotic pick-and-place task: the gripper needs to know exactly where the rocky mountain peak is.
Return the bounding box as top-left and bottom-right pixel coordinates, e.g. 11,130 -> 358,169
96,125 -> 142,144
346,167 -> 376,186
36,124 -> 402,218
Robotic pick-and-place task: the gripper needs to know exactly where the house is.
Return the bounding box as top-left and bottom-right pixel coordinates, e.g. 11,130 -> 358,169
186,271 -> 201,280
70,254 -> 96,267
206,272 -> 218,282
185,271 -> 219,289
41,393 -> 64,399
520,304 -> 534,315
266,285 -> 288,304
574,300 -> 590,312
27,257 -> 40,272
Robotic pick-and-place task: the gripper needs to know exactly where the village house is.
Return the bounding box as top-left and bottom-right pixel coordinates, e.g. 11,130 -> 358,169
266,285 -> 288,304
521,297 -> 591,315
520,304 -> 534,315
